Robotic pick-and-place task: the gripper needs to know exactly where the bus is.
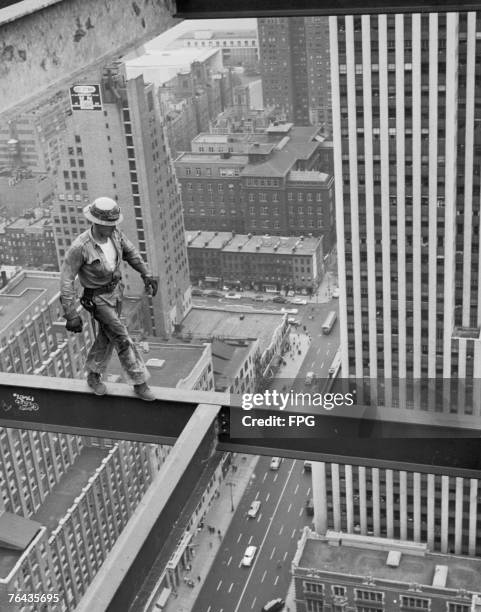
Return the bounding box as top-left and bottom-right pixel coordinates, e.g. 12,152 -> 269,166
322,310 -> 337,334
328,348 -> 342,378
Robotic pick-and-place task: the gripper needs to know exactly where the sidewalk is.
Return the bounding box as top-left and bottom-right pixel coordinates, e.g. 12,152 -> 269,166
163,453 -> 259,612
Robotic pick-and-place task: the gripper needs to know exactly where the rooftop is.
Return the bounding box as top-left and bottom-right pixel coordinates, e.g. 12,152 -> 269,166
175,29 -> 258,41
0,270 -> 60,335
211,339 -> 255,391
132,47 -> 220,67
108,339 -> 209,388
288,169 -> 331,184
181,307 -> 284,354
223,234 -> 321,255
175,153 -> 249,165
297,530 -> 481,592
186,230 -> 234,250
32,446 -> 109,532
241,126 -> 322,178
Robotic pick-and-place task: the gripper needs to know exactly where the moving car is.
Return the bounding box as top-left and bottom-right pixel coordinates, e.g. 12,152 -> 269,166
291,297 -> 307,305
287,317 -> 301,326
262,598 -> 285,612
303,460 -> 312,472
241,545 -> 257,567
205,290 -> 223,298
225,292 -> 241,299
305,371 -> 314,385
247,500 -> 261,518
270,457 -> 281,470
272,295 -> 287,304
253,294 -> 266,302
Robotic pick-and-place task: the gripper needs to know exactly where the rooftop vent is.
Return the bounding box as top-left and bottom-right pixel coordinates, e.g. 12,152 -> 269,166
247,233 -> 252,239
386,550 -> 401,568
432,565 -> 448,588
146,358 -> 166,368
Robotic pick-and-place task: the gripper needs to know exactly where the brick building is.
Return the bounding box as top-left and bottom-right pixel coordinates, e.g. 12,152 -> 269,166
186,230 -> 323,293
175,124 -> 335,248
292,529 -> 481,612
0,213 -> 57,270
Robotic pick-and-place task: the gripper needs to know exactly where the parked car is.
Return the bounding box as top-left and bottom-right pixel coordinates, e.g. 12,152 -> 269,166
270,457 -> 281,470
272,295 -> 287,304
305,498 -> 314,516
241,545 -> 257,567
205,290 -> 223,298
287,317 -> 301,326
225,292 -> 241,299
291,297 -> 307,305
247,500 -> 261,518
253,294 -> 266,302
332,287 -> 340,298
191,288 -> 203,296
303,460 -> 312,472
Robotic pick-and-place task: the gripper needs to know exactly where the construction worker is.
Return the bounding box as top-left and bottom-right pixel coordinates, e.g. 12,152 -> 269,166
60,197 -> 158,401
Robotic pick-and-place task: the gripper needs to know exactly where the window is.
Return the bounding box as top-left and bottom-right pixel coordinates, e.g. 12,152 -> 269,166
332,585 -> 346,596
447,605 -> 470,612
185,168 -> 191,176
355,590 -> 383,603
400,596 -> 430,610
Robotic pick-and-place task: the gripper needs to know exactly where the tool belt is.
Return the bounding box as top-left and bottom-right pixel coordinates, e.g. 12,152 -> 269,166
80,278 -> 120,314
82,280 -> 119,299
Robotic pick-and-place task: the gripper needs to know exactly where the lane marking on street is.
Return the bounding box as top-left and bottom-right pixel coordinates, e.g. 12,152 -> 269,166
228,583 -> 234,593
320,361 -> 324,369
217,580 -> 222,591
307,487 -> 311,496
279,525 -> 284,535
248,535 -> 253,545
234,460 -> 297,612
316,347 -> 321,355
206,606 -> 211,612
270,547 -> 276,560
273,474 -> 278,482
255,491 -> 260,500
237,533 -> 243,543
257,513 -> 262,522
261,570 -> 267,583
294,484 -> 299,494
227,556 -> 232,567
266,492 -> 270,502
284,550 -> 289,561
291,528 -> 296,539
263,472 -> 267,483
274,576 -> 279,586
299,507 -> 303,517
287,503 -> 292,513
311,361 -> 315,368
251,597 -> 256,609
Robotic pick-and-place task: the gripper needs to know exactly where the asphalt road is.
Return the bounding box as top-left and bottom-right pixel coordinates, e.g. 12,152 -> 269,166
190,294 -> 341,612
193,457 -> 313,612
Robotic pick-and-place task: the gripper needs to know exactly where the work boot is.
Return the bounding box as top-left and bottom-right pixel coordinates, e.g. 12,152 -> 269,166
134,382 -> 155,402
87,372 -> 107,396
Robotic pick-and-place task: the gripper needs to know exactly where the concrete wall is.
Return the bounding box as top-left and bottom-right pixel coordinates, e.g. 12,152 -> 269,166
0,0 -> 180,114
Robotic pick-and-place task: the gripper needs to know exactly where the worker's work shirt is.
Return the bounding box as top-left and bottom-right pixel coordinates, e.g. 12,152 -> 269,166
60,228 -> 150,320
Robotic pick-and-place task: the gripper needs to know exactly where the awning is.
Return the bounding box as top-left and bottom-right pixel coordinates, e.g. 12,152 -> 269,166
204,276 -> 220,282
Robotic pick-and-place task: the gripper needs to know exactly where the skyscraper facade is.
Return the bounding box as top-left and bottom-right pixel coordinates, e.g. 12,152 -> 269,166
330,12 -> 481,405
258,17 -> 331,129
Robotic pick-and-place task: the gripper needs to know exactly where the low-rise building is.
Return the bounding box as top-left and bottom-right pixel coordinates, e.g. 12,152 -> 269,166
0,212 -> 58,270
187,231 -> 323,293
167,29 -> 259,70
292,529 -> 481,612
211,338 -> 259,395
0,269 -> 95,378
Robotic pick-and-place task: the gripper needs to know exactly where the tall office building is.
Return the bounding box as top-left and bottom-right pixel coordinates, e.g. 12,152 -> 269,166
53,64 -> 191,337
331,12 -> 481,405
258,17 -> 331,129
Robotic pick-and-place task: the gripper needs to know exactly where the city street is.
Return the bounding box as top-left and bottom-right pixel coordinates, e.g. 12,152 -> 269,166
193,457 -> 312,612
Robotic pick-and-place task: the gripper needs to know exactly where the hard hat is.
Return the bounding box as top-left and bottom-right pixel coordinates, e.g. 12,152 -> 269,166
83,197 -> 123,226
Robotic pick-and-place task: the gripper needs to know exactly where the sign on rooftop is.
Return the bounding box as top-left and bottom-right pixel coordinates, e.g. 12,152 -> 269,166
69,84 -> 102,111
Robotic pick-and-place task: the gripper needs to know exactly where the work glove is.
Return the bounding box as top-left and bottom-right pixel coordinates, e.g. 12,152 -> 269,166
65,315 -> 83,333
142,275 -> 159,297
